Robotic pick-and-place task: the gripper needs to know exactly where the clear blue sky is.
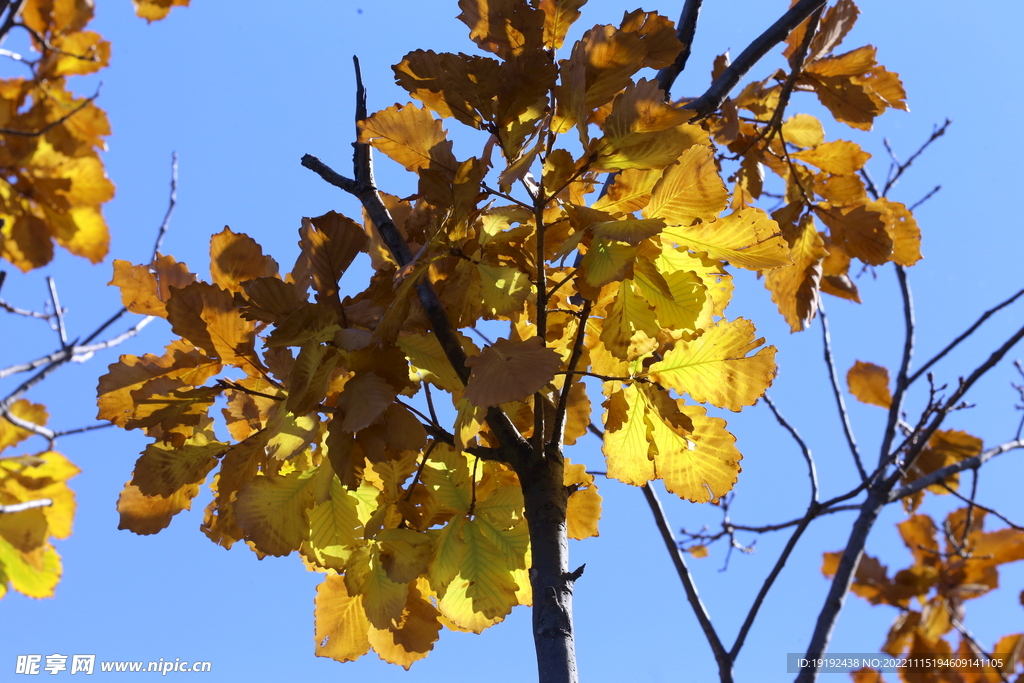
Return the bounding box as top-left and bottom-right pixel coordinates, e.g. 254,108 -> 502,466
2,1 -> 1022,681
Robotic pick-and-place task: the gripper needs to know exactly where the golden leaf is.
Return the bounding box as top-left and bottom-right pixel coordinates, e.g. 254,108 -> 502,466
109,255 -> 196,317
367,582 -> 442,669
781,114 -> 825,148
464,337 -> 562,407
234,469 -> 317,556
133,0 -> 190,23
791,140 -> 871,175
0,400 -> 48,453
648,318 -> 776,411
117,481 -> 199,536
164,281 -> 264,375
393,50 -> 501,128
664,207 -> 791,271
644,145 -> 729,227
815,201 -> 892,265
538,0 -> 587,50
765,212 -> 825,332
298,212 -> 368,301
314,574 -> 371,663
564,461 -> 601,540
457,0 -> 545,59
358,103 -> 459,174
336,372 -> 399,433
592,166 -> 662,216
131,430 -> 226,497
847,361 -> 892,408
209,227 -> 278,293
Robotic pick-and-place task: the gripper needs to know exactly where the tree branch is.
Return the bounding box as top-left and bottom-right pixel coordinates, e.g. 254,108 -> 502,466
819,305 -> 867,481
0,498 -> 52,514
908,287 -> 1024,385
762,394 -> 818,503
656,0 -> 703,95
301,57 -> 529,468
887,439 -> 1024,504
684,0 -> 826,119
878,265 -> 914,467
642,483 -> 733,682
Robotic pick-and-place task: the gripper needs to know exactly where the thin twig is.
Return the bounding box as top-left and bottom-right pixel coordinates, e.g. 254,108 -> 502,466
0,0 -> 27,47
46,277 -> 68,347
908,185 -> 941,211
151,152 -> 178,260
881,119 -> 951,196
937,477 -> 1022,531
0,498 -> 52,514
0,87 -> 100,137
878,265 -> 915,467
684,0 -> 826,119
908,287 -> 1024,385
762,394 -> 818,503
819,305 -> 867,481
888,439 -> 1024,503
550,300 -> 591,448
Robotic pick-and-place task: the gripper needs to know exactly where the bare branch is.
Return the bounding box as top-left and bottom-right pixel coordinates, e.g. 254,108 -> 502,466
642,483 -> 733,682
762,394 -> 818,502
819,305 -> 867,480
908,184 -> 941,211
46,277 -> 69,347
878,265 -> 915,467
0,271 -> 53,320
881,119 -> 951,196
684,0 -> 826,119
0,0 -> 27,47
0,498 -> 52,514
909,287 -> 1024,385
151,152 -> 178,260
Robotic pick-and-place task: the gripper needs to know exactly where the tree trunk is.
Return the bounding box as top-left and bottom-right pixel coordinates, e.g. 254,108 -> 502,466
519,453 -> 579,683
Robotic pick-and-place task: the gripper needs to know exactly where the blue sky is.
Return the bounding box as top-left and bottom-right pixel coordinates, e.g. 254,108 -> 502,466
2,1 -> 1023,681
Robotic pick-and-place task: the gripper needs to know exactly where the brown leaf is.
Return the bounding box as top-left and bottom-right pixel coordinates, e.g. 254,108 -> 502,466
209,227 -> 278,293
464,337 -> 562,407
847,361 -> 892,408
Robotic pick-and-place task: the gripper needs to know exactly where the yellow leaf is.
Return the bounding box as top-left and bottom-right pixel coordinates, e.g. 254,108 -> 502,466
791,140 -> 870,175
133,0 -> 189,23
689,545 -> 708,558
602,384 -> 655,486
304,477 -> 363,571
47,31 -> 110,77
393,50 -> 501,128
117,481 -> 199,536
314,574 -> 371,663
657,404 -> 741,503
478,263 -> 531,316
165,281 -> 264,375
592,166 -> 662,216
0,400 -> 48,453
238,277 -> 308,324
765,213 -> 825,332
644,145 -> 728,227
457,0 -> 545,59
648,318 -> 776,411
209,227 -> 278,293
847,361 -> 892,408
131,430 -> 227,497
398,332 -> 475,393
595,78 -> 702,171
0,538 -> 61,598
599,278 -> 659,359
781,114 -> 825,148
581,238 -> 637,288
664,207 -> 791,271
286,343 -> 340,416
234,469 -> 317,557
815,201 -> 892,266
358,103 -> 459,174
464,337 -> 562,407
109,255 -> 196,317
367,582 -> 442,669
48,205 -> 108,263
538,0 -> 587,49
631,259 -> 706,332
564,461 -> 601,540
0,506 -> 48,552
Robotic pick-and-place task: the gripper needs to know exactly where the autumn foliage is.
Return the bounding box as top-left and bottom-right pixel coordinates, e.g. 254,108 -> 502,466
0,0 -> 188,601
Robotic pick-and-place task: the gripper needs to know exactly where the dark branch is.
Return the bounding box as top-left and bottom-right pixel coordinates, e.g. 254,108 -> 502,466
888,439 -> 1024,503
908,287 -> 1024,385
819,306 -> 867,480
684,0 -> 826,119
878,265 -> 914,467
656,0 -> 703,95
